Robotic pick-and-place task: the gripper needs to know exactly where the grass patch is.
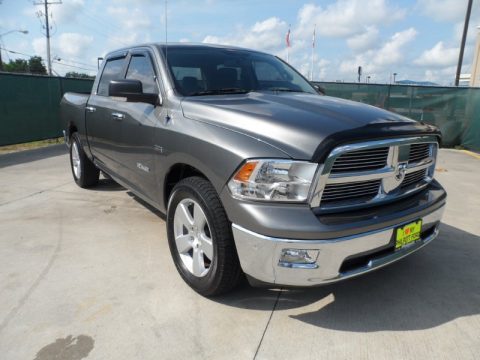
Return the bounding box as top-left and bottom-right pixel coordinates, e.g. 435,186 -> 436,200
0,137 -> 64,154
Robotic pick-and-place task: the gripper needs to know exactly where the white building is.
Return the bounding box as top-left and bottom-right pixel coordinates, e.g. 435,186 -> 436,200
470,26 -> 480,87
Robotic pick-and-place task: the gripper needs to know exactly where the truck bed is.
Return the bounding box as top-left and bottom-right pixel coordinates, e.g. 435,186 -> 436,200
59,92 -> 90,145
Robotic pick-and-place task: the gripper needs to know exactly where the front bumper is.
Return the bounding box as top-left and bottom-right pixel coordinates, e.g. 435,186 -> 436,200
232,203 -> 445,287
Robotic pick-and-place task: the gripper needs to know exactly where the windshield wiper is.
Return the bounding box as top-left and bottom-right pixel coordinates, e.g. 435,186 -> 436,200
188,88 -> 251,96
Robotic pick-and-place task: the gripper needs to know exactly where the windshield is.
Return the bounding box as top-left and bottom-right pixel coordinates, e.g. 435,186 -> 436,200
162,46 -> 317,96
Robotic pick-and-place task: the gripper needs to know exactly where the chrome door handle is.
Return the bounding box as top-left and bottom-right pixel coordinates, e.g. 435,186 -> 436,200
86,106 -> 96,113
111,112 -> 125,121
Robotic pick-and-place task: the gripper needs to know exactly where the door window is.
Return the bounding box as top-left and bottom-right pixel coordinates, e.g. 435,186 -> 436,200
126,55 -> 159,94
97,57 -> 126,96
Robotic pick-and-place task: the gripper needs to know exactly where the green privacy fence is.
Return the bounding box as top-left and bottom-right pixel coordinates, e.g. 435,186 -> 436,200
315,81 -> 480,152
0,73 -> 94,146
1,74 -> 479,151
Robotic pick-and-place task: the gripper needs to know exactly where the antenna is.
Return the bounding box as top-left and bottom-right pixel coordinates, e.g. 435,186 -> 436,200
165,0 -> 168,62
164,0 -> 171,122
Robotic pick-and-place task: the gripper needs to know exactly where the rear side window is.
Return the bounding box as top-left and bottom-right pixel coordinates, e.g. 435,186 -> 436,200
126,55 -> 158,94
97,57 -> 126,96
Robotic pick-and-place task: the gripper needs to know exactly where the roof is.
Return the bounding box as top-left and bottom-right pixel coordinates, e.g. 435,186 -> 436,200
105,42 -> 268,58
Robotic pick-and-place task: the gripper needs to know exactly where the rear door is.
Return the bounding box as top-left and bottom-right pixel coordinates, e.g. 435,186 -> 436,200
86,54 -> 127,176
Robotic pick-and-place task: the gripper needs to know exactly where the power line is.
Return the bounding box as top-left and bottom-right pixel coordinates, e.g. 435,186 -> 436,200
33,0 -> 62,76
81,7 -> 125,34
0,47 -> 96,72
54,57 -> 96,69
73,21 -> 130,47
52,61 -> 94,71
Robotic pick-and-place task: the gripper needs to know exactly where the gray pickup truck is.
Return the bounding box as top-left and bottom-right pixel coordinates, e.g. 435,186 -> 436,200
60,43 -> 446,296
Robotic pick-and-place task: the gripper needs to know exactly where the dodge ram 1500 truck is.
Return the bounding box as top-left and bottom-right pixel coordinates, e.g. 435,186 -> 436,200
60,43 -> 446,296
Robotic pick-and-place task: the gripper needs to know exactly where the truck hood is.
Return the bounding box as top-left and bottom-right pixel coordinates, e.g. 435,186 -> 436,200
181,92 -> 440,160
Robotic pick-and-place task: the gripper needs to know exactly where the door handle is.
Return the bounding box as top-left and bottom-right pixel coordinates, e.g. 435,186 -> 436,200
111,112 -> 125,121
86,106 -> 96,113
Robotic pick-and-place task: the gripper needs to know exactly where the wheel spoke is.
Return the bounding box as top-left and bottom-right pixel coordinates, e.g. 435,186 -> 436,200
200,233 -> 213,260
175,234 -> 192,254
193,203 -> 206,229
72,143 -> 81,178
192,248 -> 205,276
173,197 -> 214,278
176,202 -> 194,227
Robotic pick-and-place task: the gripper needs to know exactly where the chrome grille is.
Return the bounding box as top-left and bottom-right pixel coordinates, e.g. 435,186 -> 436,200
322,179 -> 381,202
310,136 -> 438,211
401,169 -> 427,188
330,147 -> 389,173
409,143 -> 431,163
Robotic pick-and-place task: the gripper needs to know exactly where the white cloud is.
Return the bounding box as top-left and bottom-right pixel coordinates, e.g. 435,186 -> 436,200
50,0 -> 85,25
347,26 -> 379,52
424,66 -> 457,84
339,28 -> 417,78
32,37 -> 47,60
107,7 -> 151,29
202,17 -> 287,52
296,0 -> 405,38
32,32 -> 94,71
375,27 -> 417,66
416,0 -> 468,22
57,33 -> 93,57
414,41 -> 459,67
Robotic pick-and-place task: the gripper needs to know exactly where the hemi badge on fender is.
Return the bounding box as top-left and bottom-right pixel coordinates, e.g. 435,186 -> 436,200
136,162 -> 150,173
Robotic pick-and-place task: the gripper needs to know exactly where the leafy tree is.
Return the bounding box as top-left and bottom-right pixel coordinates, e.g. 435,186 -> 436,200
65,71 -> 95,79
2,56 -> 47,75
4,59 -> 29,73
28,56 -> 47,75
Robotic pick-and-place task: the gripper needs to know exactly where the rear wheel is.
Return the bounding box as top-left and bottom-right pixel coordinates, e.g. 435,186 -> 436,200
70,133 -> 99,188
167,176 -> 242,296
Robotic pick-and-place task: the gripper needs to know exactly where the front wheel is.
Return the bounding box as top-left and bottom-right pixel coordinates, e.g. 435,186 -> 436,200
167,177 -> 242,296
70,133 -> 99,188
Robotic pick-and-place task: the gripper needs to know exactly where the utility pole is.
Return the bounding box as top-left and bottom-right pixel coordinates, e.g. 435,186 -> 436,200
34,0 -> 62,76
455,0 -> 473,86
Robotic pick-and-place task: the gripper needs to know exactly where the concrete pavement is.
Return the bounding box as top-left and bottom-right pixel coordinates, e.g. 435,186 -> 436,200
0,147 -> 479,360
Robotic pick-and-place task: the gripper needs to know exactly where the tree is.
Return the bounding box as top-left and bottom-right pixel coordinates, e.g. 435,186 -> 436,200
28,56 -> 47,75
2,56 -> 47,75
3,59 -> 29,73
65,71 -> 95,79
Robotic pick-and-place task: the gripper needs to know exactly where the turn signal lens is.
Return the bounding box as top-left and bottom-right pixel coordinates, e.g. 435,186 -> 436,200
233,161 -> 258,182
228,159 -> 318,202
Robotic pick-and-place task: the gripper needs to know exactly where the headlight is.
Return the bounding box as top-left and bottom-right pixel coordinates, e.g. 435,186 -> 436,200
228,159 -> 318,202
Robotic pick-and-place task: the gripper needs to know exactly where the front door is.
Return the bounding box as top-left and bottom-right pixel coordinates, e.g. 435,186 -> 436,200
113,50 -> 163,202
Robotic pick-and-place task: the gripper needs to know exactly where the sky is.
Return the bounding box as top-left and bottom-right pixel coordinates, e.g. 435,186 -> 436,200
0,0 -> 479,85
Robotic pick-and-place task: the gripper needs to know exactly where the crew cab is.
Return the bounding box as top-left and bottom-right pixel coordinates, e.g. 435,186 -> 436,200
60,43 -> 446,296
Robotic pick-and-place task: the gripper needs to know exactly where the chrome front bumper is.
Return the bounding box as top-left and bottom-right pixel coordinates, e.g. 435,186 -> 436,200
232,204 -> 445,287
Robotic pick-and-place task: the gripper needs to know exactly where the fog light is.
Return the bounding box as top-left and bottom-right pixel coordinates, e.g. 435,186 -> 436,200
278,249 -> 319,268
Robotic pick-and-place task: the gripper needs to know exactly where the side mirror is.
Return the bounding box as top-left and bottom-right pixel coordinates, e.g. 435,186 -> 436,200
313,84 -> 325,95
108,79 -> 158,106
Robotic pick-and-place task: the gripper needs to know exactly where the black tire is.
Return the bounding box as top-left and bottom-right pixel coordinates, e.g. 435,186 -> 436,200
167,176 -> 242,296
69,133 -> 99,188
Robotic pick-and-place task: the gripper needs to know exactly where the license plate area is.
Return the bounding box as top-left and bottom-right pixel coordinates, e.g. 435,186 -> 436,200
395,219 -> 423,249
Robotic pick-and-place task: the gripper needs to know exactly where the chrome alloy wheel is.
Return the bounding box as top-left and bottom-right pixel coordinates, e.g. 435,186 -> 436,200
71,141 -> 81,179
173,198 -> 214,277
